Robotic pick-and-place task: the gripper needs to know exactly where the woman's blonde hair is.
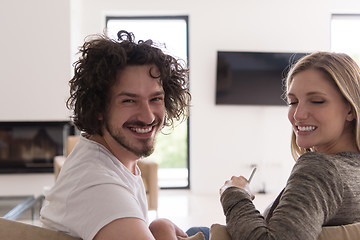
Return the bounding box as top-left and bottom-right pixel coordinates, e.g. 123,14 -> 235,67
285,52 -> 360,160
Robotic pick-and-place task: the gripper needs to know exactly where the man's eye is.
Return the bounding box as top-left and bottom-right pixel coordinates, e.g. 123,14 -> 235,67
151,97 -> 164,102
123,99 -> 135,103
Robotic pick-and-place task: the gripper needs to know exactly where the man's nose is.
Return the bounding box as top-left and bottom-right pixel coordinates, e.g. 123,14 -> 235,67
137,102 -> 156,124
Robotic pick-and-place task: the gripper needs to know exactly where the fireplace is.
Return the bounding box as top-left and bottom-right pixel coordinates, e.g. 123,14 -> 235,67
0,121 -> 74,173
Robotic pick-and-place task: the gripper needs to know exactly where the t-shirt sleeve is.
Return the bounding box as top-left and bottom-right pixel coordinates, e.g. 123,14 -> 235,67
63,183 -> 146,240
221,152 -> 344,240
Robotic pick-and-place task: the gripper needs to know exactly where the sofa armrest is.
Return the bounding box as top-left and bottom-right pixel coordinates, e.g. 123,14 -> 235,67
138,159 -> 158,211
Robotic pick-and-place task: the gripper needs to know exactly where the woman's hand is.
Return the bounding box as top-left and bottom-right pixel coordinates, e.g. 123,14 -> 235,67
220,175 -> 255,200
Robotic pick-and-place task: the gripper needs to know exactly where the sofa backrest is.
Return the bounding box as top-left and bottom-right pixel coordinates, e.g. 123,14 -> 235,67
0,218 -> 81,240
208,222 -> 360,240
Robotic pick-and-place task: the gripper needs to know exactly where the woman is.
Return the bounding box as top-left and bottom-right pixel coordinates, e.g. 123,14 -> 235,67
220,52 -> 360,239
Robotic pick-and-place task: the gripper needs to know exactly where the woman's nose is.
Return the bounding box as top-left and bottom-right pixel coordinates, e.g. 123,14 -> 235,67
293,103 -> 309,121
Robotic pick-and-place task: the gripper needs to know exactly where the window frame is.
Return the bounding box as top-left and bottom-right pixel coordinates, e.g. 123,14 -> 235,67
105,15 -> 191,189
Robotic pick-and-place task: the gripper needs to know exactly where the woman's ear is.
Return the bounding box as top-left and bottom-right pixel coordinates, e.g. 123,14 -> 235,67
346,104 -> 356,122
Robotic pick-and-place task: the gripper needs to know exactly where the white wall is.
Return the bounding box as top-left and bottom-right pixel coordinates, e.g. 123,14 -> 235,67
0,0 -> 71,121
69,0 -> 360,196
2,0 -> 360,196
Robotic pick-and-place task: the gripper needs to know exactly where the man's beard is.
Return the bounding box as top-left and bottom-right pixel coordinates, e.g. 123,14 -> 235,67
105,120 -> 159,157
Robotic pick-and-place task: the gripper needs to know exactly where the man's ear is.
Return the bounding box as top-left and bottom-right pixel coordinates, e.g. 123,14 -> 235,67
98,114 -> 103,121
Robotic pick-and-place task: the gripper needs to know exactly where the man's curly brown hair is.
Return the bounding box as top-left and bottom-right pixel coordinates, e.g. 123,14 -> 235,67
67,30 -> 191,136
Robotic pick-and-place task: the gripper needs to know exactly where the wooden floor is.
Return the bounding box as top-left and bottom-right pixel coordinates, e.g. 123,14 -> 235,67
6,189 -> 277,232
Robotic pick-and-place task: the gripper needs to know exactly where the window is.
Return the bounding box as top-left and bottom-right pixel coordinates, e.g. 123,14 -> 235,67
331,14 -> 360,64
106,16 -> 190,188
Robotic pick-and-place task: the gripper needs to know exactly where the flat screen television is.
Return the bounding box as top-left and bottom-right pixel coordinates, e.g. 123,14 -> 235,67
216,51 -> 307,106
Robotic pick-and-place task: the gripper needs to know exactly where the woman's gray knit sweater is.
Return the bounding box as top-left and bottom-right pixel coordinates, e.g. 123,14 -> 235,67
220,152 -> 360,240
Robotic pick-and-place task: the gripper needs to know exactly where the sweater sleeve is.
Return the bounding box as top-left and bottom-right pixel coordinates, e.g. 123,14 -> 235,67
220,152 -> 344,240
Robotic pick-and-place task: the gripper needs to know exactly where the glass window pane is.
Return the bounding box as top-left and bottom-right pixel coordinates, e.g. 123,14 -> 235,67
331,14 -> 360,64
107,18 -> 187,62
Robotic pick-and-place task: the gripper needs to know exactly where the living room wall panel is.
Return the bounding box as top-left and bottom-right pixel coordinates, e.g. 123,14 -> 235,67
0,0 -> 71,121
2,0 -> 360,197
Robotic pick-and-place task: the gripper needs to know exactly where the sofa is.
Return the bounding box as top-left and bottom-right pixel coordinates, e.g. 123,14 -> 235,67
2,217 -> 359,240
205,222 -> 360,240
54,135 -> 159,211
0,217 -> 80,240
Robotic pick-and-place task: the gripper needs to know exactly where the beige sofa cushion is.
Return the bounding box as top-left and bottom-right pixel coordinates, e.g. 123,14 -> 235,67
210,224 -> 231,240
318,222 -> 360,240
209,222 -> 360,240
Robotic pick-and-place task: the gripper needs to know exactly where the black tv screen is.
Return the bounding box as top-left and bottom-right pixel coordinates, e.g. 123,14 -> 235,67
216,51 -> 307,106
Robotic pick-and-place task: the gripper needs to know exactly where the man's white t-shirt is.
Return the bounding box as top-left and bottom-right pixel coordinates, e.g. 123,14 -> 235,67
40,135 -> 148,240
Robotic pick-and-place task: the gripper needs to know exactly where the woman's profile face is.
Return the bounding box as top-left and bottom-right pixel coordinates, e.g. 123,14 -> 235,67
287,68 -> 355,154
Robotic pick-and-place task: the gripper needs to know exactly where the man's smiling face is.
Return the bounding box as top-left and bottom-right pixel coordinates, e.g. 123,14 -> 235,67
102,64 -> 165,157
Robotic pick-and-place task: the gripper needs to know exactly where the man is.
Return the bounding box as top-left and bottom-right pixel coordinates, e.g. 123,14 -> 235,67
40,30 -> 191,240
